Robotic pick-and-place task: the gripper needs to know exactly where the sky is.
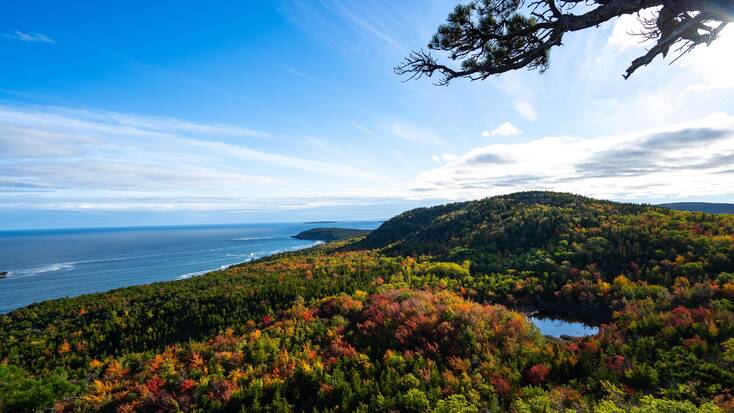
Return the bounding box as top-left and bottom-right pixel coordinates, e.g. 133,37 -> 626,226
1,1 -> 733,229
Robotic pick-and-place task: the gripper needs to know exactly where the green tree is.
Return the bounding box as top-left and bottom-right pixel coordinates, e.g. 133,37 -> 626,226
395,0 -> 733,84
0,365 -> 79,413
433,394 -> 480,413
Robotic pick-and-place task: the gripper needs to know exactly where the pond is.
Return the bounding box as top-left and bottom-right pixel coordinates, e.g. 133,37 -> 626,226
529,316 -> 599,338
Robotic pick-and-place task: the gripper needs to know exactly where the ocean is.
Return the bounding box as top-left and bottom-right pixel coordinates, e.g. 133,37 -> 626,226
0,221 -> 379,314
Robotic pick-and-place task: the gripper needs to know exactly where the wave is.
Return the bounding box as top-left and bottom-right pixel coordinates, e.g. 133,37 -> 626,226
177,269 -> 215,280
226,251 -> 257,257
177,263 -> 238,280
175,244 -> 315,281
232,236 -> 283,241
7,239 -> 322,282
7,263 -> 76,279
266,241 -> 323,255
4,253 -> 170,280
226,251 -> 263,258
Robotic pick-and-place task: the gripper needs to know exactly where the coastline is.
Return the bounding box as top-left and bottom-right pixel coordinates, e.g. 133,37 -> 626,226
176,240 -> 324,280
0,228 -> 329,314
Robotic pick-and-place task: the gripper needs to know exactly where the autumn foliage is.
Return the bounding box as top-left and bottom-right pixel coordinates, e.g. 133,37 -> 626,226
1,192 -> 733,412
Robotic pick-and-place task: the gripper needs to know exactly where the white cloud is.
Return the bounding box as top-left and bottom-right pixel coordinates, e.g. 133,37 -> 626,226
430,153 -> 459,163
681,27 -> 734,92
575,26 -> 734,137
604,8 -> 733,93
513,100 -> 538,121
0,104 -> 391,211
391,121 -> 445,145
410,113 -> 734,201
607,8 -> 659,52
481,122 -> 522,137
4,30 -> 55,43
441,153 -> 458,162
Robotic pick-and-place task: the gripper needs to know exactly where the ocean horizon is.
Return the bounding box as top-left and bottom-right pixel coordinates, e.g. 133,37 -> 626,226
0,221 -> 380,314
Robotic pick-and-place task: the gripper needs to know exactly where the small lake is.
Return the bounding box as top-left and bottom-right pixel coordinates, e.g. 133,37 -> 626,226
529,316 -> 598,338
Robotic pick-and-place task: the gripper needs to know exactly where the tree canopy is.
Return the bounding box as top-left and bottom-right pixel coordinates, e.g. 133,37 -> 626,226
395,0 -> 733,84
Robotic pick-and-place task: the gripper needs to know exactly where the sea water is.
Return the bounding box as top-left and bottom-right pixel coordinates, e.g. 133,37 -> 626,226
0,221 -> 379,314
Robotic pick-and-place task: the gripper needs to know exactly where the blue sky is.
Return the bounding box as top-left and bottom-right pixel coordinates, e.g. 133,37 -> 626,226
1,1 -> 733,229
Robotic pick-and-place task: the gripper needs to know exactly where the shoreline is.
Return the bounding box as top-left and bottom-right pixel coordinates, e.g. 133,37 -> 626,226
177,240 -> 323,280
1,239 -> 324,315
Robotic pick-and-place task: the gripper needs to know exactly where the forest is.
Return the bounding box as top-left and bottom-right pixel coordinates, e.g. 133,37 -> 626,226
2,191 -> 734,412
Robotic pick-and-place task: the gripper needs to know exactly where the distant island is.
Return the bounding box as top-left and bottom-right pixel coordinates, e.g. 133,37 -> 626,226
293,227 -> 372,242
659,202 -> 734,214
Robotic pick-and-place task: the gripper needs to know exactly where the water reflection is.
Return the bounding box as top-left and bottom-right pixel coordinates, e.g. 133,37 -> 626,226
529,316 -> 598,338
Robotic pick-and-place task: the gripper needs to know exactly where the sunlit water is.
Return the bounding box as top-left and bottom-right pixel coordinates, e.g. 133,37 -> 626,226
0,221 -> 379,314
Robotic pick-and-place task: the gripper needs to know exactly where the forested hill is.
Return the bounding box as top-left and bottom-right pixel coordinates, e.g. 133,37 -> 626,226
360,191 -> 648,252
2,191 -> 734,412
358,191 -> 690,274
660,202 -> 734,214
360,192 -> 648,249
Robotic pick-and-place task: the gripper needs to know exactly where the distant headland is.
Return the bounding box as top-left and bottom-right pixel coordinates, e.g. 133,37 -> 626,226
292,227 -> 372,242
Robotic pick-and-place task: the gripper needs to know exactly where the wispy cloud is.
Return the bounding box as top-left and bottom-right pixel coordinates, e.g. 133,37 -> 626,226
318,0 -> 405,53
352,120 -> 378,137
284,67 -> 310,79
0,104 -> 389,211
4,30 -> 55,43
390,121 -> 445,145
481,122 -> 522,137
513,100 -> 538,121
277,0 -> 429,71
0,105 -> 266,140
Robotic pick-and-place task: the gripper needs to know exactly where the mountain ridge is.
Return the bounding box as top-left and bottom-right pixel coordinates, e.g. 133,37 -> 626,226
659,201 -> 734,214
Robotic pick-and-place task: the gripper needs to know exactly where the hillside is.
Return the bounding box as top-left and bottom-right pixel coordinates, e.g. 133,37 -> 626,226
292,227 -> 372,242
358,191 -> 731,277
2,192 -> 734,412
660,202 -> 734,214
